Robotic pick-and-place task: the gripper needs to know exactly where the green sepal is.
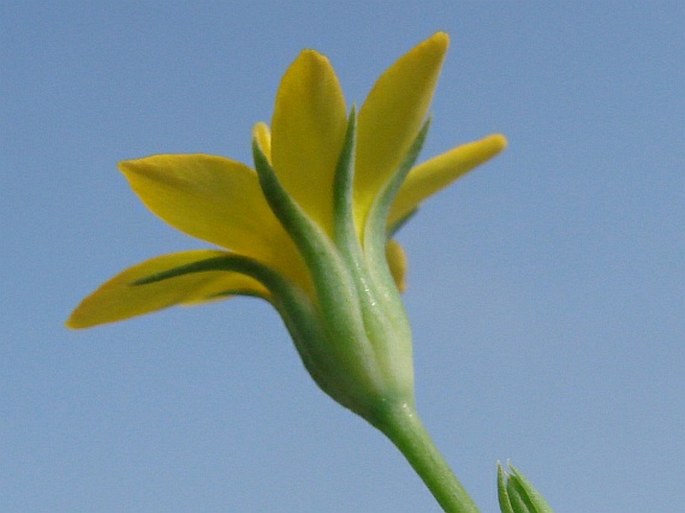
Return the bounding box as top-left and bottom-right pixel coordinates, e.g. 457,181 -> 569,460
387,207 -> 418,237
130,254 -> 291,304
350,118 -> 431,346
251,137 -> 364,324
331,108 -> 396,318
332,106 -> 361,257
251,138 -> 344,281
133,254 -> 269,287
205,289 -> 269,300
364,118 -> 430,258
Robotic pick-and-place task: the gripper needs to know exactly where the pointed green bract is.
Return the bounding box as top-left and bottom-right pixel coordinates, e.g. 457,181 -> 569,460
332,107 -> 362,260
364,119 -> 430,259
132,254 -> 280,293
252,137 -> 355,301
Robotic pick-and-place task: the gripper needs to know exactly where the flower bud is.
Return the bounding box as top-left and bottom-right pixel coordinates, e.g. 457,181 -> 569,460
498,463 -> 555,513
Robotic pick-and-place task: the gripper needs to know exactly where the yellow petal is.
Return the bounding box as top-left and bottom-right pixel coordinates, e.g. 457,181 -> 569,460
118,154 -> 305,283
389,134 -> 507,225
355,32 -> 449,228
386,239 -> 409,292
253,122 -> 272,162
67,250 -> 269,329
271,49 -> 348,235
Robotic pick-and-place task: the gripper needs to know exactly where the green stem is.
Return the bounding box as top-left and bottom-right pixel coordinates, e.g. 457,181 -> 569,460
374,402 -> 480,513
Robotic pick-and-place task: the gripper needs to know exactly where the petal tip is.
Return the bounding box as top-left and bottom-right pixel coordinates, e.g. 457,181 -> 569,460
401,32 -> 449,65
65,311 -> 86,330
252,121 -> 270,141
252,122 -> 272,158
117,159 -> 138,176
66,300 -> 100,329
296,48 -> 330,67
489,133 -> 508,152
430,31 -> 450,50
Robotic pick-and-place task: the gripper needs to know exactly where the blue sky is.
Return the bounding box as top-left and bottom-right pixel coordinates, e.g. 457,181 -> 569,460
2,2 -> 683,512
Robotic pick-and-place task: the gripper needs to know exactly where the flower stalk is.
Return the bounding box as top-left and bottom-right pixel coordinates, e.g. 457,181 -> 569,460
375,402 -> 480,513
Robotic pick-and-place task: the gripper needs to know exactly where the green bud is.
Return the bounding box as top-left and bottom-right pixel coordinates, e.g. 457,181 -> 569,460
498,463 -> 555,513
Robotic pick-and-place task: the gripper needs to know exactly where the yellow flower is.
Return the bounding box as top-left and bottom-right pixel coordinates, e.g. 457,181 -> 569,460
67,32 -> 505,423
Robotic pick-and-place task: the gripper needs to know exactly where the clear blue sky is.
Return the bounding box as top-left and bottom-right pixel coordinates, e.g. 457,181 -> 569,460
2,2 -> 683,512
